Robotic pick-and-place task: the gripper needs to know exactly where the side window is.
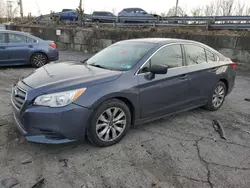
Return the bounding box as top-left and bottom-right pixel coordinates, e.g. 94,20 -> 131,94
8,34 -> 27,43
26,37 -> 37,43
206,50 -> 217,62
151,45 -> 183,68
184,45 -> 207,65
0,33 -> 6,43
138,45 -> 183,74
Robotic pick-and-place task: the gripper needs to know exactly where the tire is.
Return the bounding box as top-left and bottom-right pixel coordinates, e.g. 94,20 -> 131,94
205,81 -> 227,111
30,53 -> 48,68
86,99 -> 131,147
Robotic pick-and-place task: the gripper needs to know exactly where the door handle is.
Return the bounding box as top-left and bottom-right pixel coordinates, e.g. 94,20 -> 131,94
179,74 -> 188,80
28,45 -> 33,48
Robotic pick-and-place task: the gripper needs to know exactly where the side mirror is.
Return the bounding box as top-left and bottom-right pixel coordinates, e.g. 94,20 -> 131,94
145,64 -> 168,80
150,64 -> 168,74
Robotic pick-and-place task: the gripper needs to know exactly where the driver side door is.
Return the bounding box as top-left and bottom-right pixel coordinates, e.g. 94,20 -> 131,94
137,44 -> 191,119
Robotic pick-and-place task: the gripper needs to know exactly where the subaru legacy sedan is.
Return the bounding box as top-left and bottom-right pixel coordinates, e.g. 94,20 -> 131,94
0,30 -> 58,67
11,38 -> 236,146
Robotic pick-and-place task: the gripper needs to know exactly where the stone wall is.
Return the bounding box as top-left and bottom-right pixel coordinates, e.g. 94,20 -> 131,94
9,25 -> 250,64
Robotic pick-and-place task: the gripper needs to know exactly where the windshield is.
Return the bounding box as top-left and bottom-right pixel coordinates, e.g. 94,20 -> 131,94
86,42 -> 155,71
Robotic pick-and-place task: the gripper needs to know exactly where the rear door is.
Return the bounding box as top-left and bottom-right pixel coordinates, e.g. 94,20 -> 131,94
7,33 -> 34,64
183,44 -> 218,105
137,44 -> 190,119
0,33 -> 9,64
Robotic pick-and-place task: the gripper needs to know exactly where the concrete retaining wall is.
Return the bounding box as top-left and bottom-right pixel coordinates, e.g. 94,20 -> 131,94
9,25 -> 250,64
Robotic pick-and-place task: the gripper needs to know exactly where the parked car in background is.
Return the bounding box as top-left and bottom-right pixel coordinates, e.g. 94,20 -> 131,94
58,9 -> 78,21
0,30 -> 58,67
118,8 -> 160,22
91,11 -> 116,23
12,38 -> 236,146
0,24 -> 6,30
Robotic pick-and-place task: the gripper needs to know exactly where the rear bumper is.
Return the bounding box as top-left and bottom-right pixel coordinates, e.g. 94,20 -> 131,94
12,102 -> 92,144
227,73 -> 236,95
47,49 -> 59,62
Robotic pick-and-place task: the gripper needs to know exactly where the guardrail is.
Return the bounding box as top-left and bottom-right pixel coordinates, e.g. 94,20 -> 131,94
35,13 -> 250,30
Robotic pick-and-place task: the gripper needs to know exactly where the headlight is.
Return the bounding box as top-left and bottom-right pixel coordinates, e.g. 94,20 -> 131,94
34,88 -> 86,107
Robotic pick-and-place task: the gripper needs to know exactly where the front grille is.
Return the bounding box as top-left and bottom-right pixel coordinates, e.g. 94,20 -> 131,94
12,86 -> 27,110
39,129 -> 66,140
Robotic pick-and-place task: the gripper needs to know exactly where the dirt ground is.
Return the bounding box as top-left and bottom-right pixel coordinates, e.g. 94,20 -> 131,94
0,51 -> 250,188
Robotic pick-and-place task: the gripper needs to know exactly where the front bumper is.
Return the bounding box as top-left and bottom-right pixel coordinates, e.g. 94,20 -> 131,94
12,101 -> 92,144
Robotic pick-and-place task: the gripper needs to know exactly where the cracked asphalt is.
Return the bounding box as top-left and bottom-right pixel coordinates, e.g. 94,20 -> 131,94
0,51 -> 250,188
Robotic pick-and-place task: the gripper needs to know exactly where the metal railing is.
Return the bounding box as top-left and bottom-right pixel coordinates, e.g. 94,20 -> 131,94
35,13 -> 250,30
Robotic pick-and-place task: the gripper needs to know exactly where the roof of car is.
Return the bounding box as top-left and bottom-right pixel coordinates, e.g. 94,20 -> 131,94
121,38 -> 199,45
0,30 -> 40,38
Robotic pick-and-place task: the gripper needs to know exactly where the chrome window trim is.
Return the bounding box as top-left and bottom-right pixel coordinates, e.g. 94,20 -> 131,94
135,41 -> 220,75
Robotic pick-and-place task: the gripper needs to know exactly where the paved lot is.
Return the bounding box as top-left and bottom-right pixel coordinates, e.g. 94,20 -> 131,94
0,51 -> 250,188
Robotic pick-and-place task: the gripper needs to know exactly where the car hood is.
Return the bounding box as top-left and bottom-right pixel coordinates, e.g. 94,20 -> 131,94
22,61 -> 122,93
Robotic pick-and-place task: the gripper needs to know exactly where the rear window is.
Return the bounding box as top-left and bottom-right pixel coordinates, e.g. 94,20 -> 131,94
206,50 -> 218,62
184,44 -> 207,65
9,34 -> 27,43
93,12 -> 111,16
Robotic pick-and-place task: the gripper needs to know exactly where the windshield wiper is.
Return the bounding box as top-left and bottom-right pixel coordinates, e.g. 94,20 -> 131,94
89,64 -> 106,69
80,58 -> 88,64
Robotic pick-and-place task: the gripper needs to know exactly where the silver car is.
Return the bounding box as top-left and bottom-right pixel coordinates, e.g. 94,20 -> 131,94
118,8 -> 158,23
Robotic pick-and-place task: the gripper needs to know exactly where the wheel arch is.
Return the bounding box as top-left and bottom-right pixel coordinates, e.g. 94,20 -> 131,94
30,51 -> 48,63
219,78 -> 229,95
90,95 -> 138,125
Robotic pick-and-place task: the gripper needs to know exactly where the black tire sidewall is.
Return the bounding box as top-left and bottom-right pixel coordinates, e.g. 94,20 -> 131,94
87,99 -> 131,147
31,53 -> 47,68
206,81 -> 227,111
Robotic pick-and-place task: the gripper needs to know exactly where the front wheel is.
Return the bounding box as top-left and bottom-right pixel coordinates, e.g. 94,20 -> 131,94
30,53 -> 48,68
86,99 -> 131,147
205,81 -> 227,111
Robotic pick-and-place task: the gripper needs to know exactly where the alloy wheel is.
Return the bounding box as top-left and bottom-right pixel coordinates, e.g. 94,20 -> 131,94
33,54 -> 47,67
96,107 -> 126,142
212,85 -> 225,108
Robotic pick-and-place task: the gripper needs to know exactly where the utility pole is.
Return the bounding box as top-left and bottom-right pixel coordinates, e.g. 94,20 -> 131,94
7,0 -> 14,22
175,0 -> 179,16
19,0 -> 24,20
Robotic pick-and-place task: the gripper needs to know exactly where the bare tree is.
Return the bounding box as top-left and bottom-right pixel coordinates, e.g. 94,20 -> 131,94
219,0 -> 234,16
76,0 -> 85,26
167,6 -> 186,16
203,2 -> 216,16
160,12 -> 167,17
111,8 -> 117,15
235,0 -> 246,15
191,7 -> 203,16
0,0 -> 6,18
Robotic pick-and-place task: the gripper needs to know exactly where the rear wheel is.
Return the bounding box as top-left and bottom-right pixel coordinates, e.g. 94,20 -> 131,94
205,81 -> 227,111
30,53 -> 47,68
86,99 -> 131,147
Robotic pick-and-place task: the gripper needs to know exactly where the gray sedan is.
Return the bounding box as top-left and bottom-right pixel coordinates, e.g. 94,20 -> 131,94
12,38 -> 236,146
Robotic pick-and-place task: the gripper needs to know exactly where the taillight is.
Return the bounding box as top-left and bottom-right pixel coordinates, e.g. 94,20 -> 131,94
232,62 -> 236,70
49,43 -> 57,49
